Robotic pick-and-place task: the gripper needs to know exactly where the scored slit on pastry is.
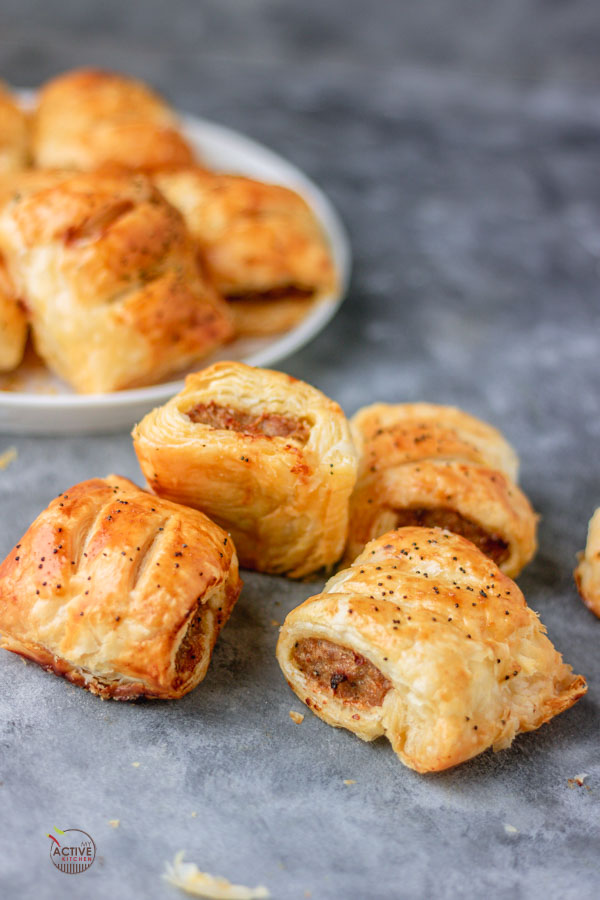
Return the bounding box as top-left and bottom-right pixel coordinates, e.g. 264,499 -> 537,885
133,361 -> 358,578
0,475 -> 242,700
277,526 -> 586,773
345,402 -> 538,577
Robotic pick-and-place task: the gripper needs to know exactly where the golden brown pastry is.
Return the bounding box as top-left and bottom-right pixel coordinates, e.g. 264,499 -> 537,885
0,170 -> 234,392
154,169 -> 337,335
0,254 -> 27,371
277,526 -> 586,773
574,508 -> 600,618
32,68 -> 195,173
133,361 -> 358,577
345,403 -> 537,577
0,83 -> 28,173
0,475 -> 241,700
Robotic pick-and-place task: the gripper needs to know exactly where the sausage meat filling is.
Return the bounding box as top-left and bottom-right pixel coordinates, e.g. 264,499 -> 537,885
187,401 -> 309,442
292,637 -> 391,708
393,506 -> 510,565
175,610 -> 205,675
227,285 -> 315,304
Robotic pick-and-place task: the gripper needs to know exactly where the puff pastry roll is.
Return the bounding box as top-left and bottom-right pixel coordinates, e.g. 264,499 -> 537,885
32,68 -> 195,173
0,475 -> 241,699
0,254 -> 27,371
574,508 -> 600,618
0,171 -> 233,392
345,403 -> 537,577
277,526 -> 586,773
154,169 -> 337,335
0,84 -> 28,173
133,361 -> 358,577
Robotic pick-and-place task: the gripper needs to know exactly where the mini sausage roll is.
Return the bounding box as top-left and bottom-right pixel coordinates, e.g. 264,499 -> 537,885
133,361 -> 358,577
154,169 -> 337,336
277,527 -> 586,773
0,475 -> 241,700
32,68 -> 195,173
345,403 -> 537,577
0,171 -> 233,392
574,508 -> 600,618
0,84 -> 29,173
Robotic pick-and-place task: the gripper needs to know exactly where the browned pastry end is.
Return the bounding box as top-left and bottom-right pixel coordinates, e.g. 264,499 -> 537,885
0,83 -> 29,173
574,508 -> 600,618
154,169 -> 337,335
0,253 -> 27,372
0,170 -> 234,392
277,526 -> 586,773
345,403 -> 538,577
32,68 -> 195,173
0,475 -> 242,699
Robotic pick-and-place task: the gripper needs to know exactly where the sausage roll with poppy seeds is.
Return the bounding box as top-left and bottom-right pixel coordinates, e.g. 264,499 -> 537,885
277,527 -> 586,773
133,361 -> 358,578
0,171 -> 233,392
345,403 -> 537,577
0,476 -> 241,700
574,507 -> 600,618
154,169 -> 337,336
32,68 -> 195,173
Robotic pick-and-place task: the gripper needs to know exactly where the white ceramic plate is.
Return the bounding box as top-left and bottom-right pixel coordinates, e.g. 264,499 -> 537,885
0,105 -> 350,435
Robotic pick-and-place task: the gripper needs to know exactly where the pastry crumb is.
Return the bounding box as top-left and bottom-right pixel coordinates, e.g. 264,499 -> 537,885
191,811 -> 198,818
343,779 -> 356,785
163,851 -> 270,898
503,824 -> 518,834
567,773 -> 589,788
0,447 -> 17,470
289,710 -> 304,724
270,619 -> 280,628
108,819 -> 120,828
132,761 -> 141,767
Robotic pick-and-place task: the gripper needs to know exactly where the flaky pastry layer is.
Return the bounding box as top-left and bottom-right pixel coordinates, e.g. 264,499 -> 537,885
345,403 -> 537,577
133,361 -> 358,577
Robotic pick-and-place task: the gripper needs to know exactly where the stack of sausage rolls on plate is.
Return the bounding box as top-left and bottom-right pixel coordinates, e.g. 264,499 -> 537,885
0,68 -> 338,390
0,360 -> 588,773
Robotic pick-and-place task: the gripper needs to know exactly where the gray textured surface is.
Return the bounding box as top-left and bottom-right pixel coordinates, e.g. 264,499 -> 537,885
1,3 -> 599,899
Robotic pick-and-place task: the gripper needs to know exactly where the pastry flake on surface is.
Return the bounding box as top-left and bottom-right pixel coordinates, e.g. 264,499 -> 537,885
163,851 -> 270,899
155,169 -> 337,336
133,361 -> 357,577
0,475 -> 242,699
345,402 -> 538,577
277,526 -> 586,773
574,507 -> 600,618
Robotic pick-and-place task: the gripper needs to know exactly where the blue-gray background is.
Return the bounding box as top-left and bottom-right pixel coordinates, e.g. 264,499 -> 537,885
0,3 -> 599,898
